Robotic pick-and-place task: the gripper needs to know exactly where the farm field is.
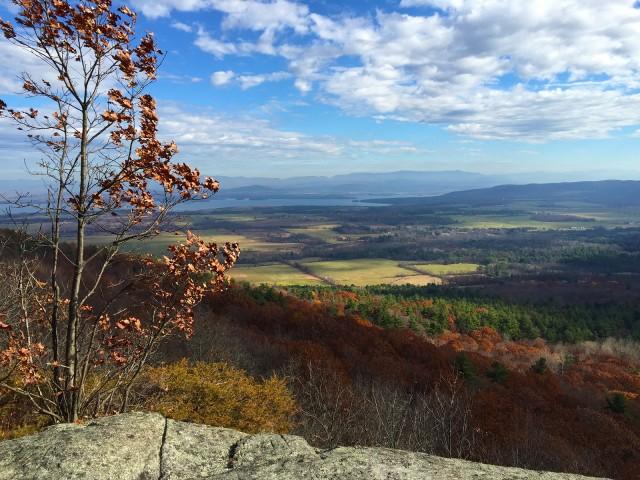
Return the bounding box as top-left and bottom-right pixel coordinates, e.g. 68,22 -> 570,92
11,193 -> 640,292
231,263 -> 323,286
386,274 -> 443,286
232,259 -> 443,286
452,214 -> 589,230
299,258 -> 441,286
287,224 -> 345,243
451,207 -> 640,230
409,263 -> 480,275
85,229 -> 299,256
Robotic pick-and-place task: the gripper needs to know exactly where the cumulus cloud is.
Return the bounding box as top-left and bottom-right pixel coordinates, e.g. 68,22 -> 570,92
211,70 -> 236,86
237,71 -> 291,89
128,0 -> 207,19
0,38 -> 54,94
124,1 -> 640,140
161,108 -> 341,157
194,29 -> 238,58
210,70 -> 290,89
154,104 -> 424,174
171,21 -> 193,32
161,73 -> 203,83
131,0 -> 309,31
294,79 -> 311,94
212,0 -> 309,34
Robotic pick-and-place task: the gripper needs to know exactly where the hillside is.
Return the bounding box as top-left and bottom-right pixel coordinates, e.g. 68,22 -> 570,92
1,2 -> 639,480
168,284 -> 640,479
0,412 -> 603,480
376,180 -> 640,207
1,171 -> 593,203
0,171 -> 500,201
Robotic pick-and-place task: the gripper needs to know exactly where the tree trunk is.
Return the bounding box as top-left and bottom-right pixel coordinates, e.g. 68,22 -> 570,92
51,149 -> 65,416
65,108 -> 89,422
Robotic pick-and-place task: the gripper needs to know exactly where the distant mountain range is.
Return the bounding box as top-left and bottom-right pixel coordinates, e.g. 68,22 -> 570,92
215,170 -> 505,199
2,172 -> 640,207
0,170 -> 505,201
375,180 -> 640,207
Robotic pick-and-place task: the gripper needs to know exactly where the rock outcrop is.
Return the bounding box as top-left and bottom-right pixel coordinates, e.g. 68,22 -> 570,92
0,412 -> 605,479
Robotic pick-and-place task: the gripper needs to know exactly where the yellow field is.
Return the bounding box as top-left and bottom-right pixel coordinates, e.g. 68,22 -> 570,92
300,258 -> 441,286
410,263 -> 480,275
287,224 -> 344,243
86,230 -> 299,256
231,263 -> 323,286
227,258 -> 445,287
387,274 -> 442,286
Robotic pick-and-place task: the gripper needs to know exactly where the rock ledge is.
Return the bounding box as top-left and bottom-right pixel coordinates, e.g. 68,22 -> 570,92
0,412 -> 605,479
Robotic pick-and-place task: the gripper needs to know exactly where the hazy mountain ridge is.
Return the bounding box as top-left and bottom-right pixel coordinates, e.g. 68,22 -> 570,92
216,171 -> 505,198
374,180 -> 640,207
215,171 -> 640,200
4,174 -> 640,208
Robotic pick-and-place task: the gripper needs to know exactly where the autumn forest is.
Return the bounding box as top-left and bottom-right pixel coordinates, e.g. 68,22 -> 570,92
0,0 -> 639,479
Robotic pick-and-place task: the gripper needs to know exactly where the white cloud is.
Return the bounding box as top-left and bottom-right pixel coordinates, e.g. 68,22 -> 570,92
194,28 -> 238,58
0,0 -> 20,14
0,39 -> 53,94
171,21 -> 193,32
213,0 -> 310,34
211,70 -> 236,86
294,78 -> 311,93
157,103 -> 341,156
162,73 -> 203,83
399,0 -> 464,7
128,0 -> 207,18
443,87 -> 640,141
210,70 -> 290,89
236,72 -> 291,89
52,1 -> 640,141
155,104 -> 424,174
131,0 -> 310,33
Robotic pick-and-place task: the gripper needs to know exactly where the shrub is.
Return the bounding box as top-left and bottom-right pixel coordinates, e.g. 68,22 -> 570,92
532,357 -> 548,374
606,393 -> 628,415
143,360 -> 297,434
454,353 -> 477,381
486,361 -> 509,384
0,376 -> 49,440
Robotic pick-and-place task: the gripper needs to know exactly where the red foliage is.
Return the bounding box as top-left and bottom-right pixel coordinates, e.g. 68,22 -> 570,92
179,286 -> 640,479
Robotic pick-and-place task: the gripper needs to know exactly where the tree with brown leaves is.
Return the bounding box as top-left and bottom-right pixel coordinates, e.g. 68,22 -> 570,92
0,0 -> 239,422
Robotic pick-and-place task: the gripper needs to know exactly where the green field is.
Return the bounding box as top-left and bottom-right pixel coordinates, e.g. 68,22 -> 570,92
452,207 -> 640,230
410,263 -> 480,275
85,229 -> 299,256
287,224 -> 344,243
230,259 -> 445,286
453,215 -> 581,229
386,274 -> 443,286
300,258 -> 441,286
231,263 -> 323,286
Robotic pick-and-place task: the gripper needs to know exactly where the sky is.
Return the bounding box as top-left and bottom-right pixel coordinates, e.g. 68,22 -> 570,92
1,0 -> 640,179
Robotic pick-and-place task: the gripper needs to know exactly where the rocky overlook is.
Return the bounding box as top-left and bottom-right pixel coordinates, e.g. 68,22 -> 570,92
0,412 -> 604,479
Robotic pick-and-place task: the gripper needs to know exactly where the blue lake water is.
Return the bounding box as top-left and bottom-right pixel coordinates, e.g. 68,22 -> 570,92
174,197 -> 386,211
0,196 -> 387,217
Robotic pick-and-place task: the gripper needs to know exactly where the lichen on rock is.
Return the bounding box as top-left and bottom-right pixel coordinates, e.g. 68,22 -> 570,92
0,412 -> 606,480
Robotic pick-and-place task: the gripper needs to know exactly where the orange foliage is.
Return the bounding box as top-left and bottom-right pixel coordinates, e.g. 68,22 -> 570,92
337,291 -> 359,302
143,360 -> 296,434
188,286 -> 640,479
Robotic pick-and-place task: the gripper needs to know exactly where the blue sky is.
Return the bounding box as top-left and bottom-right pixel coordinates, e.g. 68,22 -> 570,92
1,0 -> 640,178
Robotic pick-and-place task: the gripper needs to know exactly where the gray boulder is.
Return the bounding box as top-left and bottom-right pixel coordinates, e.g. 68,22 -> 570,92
0,412 -> 606,479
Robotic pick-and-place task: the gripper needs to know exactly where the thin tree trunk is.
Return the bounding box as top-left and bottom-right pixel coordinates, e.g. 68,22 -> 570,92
65,108 -> 89,422
50,148 -> 65,416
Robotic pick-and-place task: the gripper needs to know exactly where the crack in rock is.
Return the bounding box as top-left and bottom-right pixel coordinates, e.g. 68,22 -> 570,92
0,413 -> 607,480
158,418 -> 169,480
226,440 -> 240,470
